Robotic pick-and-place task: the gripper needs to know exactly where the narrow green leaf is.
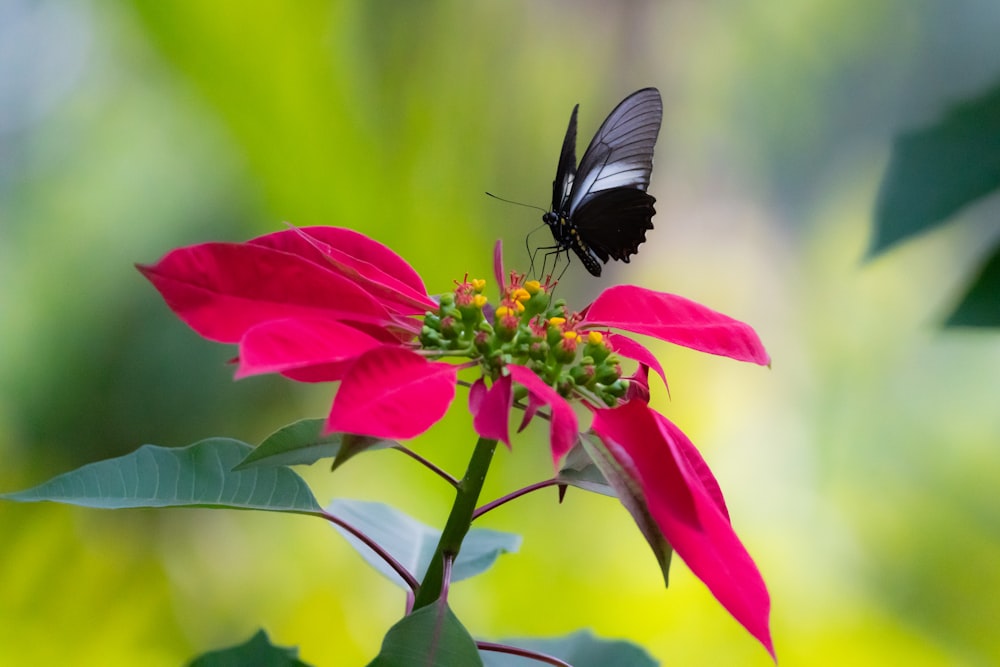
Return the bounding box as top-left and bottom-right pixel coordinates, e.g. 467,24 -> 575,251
1,439 -> 321,513
368,599 -> 482,667
580,435 -> 674,587
945,240 -> 1000,327
328,499 -> 520,589
480,630 -> 658,667
188,629 -> 312,667
872,81 -> 1000,257
235,418 -> 395,470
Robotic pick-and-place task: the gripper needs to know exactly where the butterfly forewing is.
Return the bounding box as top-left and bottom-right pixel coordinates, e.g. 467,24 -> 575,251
568,88 -> 662,214
552,105 -> 579,212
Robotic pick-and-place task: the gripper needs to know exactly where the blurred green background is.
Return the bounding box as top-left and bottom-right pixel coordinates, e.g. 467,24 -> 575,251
2,1 -> 999,665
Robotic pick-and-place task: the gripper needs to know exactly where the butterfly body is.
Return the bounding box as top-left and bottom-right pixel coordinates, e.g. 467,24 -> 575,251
542,87 -> 663,277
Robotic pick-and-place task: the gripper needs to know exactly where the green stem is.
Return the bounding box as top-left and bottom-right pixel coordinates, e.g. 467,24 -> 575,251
411,436 -> 498,610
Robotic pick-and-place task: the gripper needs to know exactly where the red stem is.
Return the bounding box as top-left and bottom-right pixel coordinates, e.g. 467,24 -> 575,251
476,641 -> 572,666
318,511 -> 419,591
394,444 -> 460,486
472,479 -> 561,521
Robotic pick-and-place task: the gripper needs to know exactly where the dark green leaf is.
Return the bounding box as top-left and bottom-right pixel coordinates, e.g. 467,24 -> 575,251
368,599 -> 482,667
188,629 -> 312,667
945,240 -> 1000,327
556,439 -> 615,497
328,499 -> 520,589
331,432 -> 397,472
580,435 -> 673,587
480,630 -> 658,667
871,81 -> 1000,257
235,418 -> 394,470
1,439 -> 321,514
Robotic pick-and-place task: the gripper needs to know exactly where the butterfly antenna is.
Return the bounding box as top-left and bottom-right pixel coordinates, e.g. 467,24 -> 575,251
485,192 -> 547,214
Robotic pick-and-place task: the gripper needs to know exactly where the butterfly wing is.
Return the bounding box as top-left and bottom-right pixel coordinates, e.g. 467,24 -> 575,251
567,87 -> 662,215
571,188 -> 656,264
551,104 -> 579,212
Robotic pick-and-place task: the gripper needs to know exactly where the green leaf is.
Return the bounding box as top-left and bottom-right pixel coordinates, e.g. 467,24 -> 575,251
331,431 -> 397,472
368,599 -> 482,667
234,418 -> 394,470
328,499 -> 520,589
1,439 -> 321,514
556,439 -> 615,497
944,241 -> 1000,327
188,629 -> 312,667
579,435 -> 674,587
480,630 -> 658,667
871,81 -> 1000,257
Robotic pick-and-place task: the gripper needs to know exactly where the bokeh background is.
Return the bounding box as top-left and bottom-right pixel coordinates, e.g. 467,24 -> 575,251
2,1 -> 999,665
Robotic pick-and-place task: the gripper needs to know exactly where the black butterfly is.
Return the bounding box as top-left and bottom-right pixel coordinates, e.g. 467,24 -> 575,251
540,87 -> 663,277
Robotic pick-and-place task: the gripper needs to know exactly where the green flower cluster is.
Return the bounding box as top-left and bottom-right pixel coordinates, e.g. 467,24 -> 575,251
419,276 -> 626,406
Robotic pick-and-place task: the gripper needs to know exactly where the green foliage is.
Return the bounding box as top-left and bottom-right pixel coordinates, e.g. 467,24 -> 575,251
2,439 -> 321,514
556,439 -> 615,497
328,499 -> 521,589
873,79 -> 1000,326
368,599 -> 482,667
578,436 -> 674,587
234,418 -> 394,470
945,242 -> 1000,327
188,629 -> 311,667
481,630 -> 659,667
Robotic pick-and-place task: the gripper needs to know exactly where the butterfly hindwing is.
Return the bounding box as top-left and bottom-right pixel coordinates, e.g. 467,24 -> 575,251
573,188 -> 656,263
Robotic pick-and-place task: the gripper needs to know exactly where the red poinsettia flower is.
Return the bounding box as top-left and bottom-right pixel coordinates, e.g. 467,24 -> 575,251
139,226 -> 774,658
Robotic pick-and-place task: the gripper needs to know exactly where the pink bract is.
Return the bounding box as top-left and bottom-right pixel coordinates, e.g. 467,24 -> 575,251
326,345 -> 458,439
591,400 -> 774,658
584,285 -> 770,366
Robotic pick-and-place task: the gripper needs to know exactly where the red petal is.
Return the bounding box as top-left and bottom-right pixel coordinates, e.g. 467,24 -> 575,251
493,239 -> 505,291
138,242 -> 390,343
250,227 -> 436,314
585,286 -> 770,366
326,346 -> 457,439
468,375 -> 513,447
469,378 -> 486,415
625,365 -> 651,404
506,365 -> 579,466
655,415 -> 730,521
236,317 -> 382,379
517,393 -> 542,432
281,361 -> 354,383
591,401 -> 774,658
606,333 -> 668,389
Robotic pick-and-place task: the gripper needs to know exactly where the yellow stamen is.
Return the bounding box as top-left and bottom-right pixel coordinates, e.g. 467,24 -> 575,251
473,294 -> 488,308
587,331 -> 604,345
563,331 -> 580,342
525,280 -> 542,295
472,278 -> 486,292
549,317 -> 566,327
513,288 -> 531,303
